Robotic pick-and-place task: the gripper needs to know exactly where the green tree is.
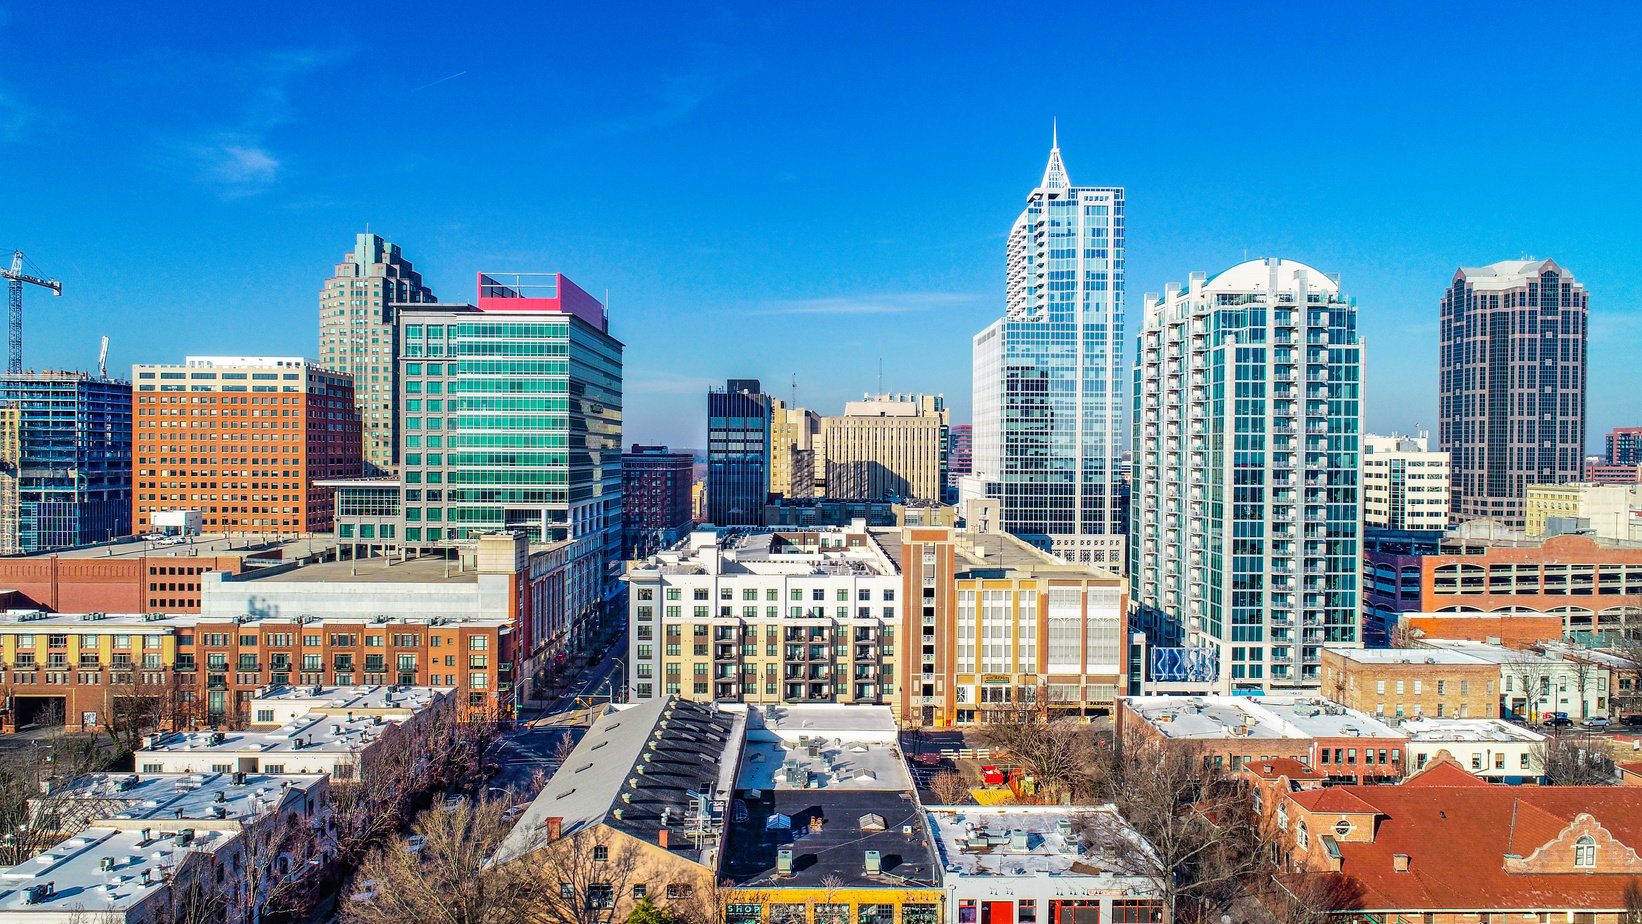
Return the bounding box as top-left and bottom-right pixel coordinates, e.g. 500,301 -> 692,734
628,897 -> 684,924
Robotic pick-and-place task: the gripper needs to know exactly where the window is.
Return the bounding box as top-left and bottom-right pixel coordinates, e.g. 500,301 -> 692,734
1017,900 -> 1037,923
633,885 -> 647,899
1334,819 -> 1352,838
593,845 -> 608,862
1296,821 -> 1309,850
1575,835 -> 1596,868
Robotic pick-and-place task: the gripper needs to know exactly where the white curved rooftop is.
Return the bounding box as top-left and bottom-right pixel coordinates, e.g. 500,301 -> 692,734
1203,258 -> 1339,296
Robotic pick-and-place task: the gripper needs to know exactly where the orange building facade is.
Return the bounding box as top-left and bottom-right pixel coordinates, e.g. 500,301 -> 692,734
132,357 -> 362,535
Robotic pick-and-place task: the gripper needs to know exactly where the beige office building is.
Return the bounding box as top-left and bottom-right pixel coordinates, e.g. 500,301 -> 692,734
1524,482 -> 1640,539
820,394 -> 946,502
1363,433 -> 1451,531
768,398 -> 820,499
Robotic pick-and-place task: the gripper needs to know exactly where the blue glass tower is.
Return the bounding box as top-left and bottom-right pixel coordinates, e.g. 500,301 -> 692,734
969,133 -> 1126,568
0,372 -> 132,551
707,380 -> 771,526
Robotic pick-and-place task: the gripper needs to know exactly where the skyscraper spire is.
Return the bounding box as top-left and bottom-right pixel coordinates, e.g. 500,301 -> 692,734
1040,120 -> 1070,190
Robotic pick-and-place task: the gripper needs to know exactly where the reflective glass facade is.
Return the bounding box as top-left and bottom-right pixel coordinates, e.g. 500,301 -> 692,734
707,380 -> 771,526
397,309 -> 623,562
971,141 -> 1125,566
0,373 -> 131,552
1133,259 -> 1362,692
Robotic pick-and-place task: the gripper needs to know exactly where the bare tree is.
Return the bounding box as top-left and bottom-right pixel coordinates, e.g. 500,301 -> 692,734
928,769 -> 973,806
102,672 -> 187,756
1083,742 -> 1268,924
1534,732 -> 1615,785
1610,635 -> 1642,715
1623,877 -> 1642,924
1563,653 -> 1600,721
1504,653 -> 1547,722
0,733 -> 114,865
340,797 -> 538,924
975,715 -> 1109,802
1266,869 -> 1364,924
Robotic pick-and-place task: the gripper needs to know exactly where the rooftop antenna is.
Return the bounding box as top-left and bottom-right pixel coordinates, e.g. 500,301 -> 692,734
98,336 -> 109,379
790,373 -> 797,408
877,358 -> 882,396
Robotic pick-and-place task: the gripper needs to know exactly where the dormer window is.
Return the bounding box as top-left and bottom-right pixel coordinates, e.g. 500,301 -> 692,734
1574,835 -> 1596,868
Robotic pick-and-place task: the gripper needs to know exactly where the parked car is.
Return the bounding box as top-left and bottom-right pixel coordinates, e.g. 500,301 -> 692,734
1581,716 -> 1612,729
404,835 -> 426,855
443,795 -> 466,813
1542,715 -> 1574,728
1620,714 -> 1642,727
501,805 -> 528,824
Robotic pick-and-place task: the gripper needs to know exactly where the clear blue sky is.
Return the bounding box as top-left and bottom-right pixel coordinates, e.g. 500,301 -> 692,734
5,2 -> 1640,452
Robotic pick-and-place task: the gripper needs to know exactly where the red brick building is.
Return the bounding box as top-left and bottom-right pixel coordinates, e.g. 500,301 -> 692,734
132,357 -> 362,535
1273,757 -> 1642,921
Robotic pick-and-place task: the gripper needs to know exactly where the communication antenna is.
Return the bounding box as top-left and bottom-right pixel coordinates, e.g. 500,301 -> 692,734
790,373 -> 797,408
877,358 -> 883,396
98,336 -> 109,378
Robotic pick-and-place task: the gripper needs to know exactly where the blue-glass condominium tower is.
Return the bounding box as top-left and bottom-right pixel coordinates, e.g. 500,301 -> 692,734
1132,259 -> 1362,693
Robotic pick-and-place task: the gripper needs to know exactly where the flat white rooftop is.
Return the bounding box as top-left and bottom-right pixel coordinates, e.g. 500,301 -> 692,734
927,806 -> 1154,883
0,826 -> 236,916
1125,695 -> 1403,741
736,704 -> 908,792
1325,647 -> 1492,666
140,711 -> 406,758
252,684 -> 452,714
49,771 -> 325,826
1399,717 -> 1545,744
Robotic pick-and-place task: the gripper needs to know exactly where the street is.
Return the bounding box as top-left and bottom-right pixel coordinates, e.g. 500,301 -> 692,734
487,625 -> 629,794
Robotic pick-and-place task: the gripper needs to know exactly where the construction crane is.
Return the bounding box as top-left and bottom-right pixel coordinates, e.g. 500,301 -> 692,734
2,251 -> 62,374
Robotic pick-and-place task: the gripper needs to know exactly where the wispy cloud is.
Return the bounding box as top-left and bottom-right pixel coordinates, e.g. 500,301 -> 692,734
166,46 -> 351,197
752,292 -> 988,317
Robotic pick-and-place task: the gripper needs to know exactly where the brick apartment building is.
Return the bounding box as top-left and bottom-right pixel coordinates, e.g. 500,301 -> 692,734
0,609 -> 512,732
132,356 -> 362,535
621,444 -> 694,559
1320,647 -> 1500,719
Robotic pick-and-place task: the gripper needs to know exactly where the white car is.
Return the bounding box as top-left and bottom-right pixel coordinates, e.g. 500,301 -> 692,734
501,805 -> 528,824
443,795 -> 466,813
405,835 -> 426,854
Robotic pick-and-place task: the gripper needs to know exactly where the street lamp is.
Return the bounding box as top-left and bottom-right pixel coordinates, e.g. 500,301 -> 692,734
610,658 -> 626,704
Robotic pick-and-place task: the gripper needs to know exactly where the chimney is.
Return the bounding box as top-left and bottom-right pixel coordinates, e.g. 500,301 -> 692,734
547,816 -> 563,841
658,827 -> 669,849
1393,854 -> 1410,872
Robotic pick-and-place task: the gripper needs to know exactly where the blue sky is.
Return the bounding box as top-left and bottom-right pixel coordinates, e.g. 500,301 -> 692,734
4,2 -> 1640,451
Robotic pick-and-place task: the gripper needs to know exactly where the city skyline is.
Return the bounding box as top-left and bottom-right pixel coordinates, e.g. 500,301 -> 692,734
4,4 -> 1641,452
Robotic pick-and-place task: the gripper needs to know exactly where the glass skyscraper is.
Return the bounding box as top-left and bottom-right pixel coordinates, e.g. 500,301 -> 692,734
0,372 -> 132,552
1132,259 -> 1362,693
706,379 -> 771,526
968,134 -> 1126,568
396,274 -> 623,564
319,233 -> 436,476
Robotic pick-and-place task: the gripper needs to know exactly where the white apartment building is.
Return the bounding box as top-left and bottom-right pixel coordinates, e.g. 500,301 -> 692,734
1421,639 -> 1604,721
625,526 -> 902,709
1133,258 -> 1363,692
1363,433 -> 1451,530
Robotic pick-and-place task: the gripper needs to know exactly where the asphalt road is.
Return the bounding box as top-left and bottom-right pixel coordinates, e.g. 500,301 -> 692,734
487,627 -> 629,795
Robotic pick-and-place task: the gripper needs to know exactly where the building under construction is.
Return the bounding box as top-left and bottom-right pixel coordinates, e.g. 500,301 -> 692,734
0,371 -> 132,553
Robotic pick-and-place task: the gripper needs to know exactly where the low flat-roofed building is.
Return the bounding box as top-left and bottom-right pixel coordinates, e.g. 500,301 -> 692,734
245,683 -> 453,727
1320,646 -> 1500,720
1117,695 -> 1407,782
0,771 -> 329,923
722,703 -> 944,924
134,684 -> 451,780
0,532 -> 335,614
926,805 -> 1161,924
1399,716 -> 1545,782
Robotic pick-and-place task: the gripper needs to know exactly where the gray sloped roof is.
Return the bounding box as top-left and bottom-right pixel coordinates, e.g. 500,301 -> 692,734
494,697 -> 737,867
